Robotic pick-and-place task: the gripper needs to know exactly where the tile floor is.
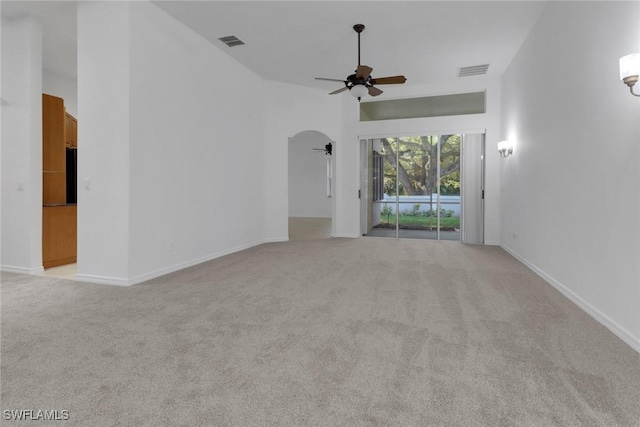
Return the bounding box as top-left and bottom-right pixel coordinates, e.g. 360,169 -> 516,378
39,263 -> 77,280
288,217 -> 332,240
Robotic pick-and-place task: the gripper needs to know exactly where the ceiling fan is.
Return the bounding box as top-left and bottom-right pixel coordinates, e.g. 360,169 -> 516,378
312,143 -> 333,156
315,24 -> 407,101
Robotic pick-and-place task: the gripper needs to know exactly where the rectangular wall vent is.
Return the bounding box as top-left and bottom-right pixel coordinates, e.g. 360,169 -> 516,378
457,64 -> 489,77
218,35 -> 245,48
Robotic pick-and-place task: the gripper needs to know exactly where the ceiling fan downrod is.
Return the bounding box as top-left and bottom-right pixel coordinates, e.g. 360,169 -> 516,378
354,24 -> 365,67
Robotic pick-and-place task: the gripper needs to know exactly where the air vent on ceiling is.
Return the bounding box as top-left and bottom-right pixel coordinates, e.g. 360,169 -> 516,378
457,64 -> 489,77
218,35 -> 245,48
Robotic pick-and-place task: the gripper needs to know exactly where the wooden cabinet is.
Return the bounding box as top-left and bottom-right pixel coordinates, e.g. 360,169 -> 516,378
42,97 -> 78,205
42,205 -> 77,268
65,113 -> 77,147
43,94 -> 66,172
43,173 -> 67,205
43,94 -> 66,204
42,93 -> 78,269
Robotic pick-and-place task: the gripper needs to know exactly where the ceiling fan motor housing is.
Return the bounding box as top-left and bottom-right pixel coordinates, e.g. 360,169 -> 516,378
346,73 -> 371,89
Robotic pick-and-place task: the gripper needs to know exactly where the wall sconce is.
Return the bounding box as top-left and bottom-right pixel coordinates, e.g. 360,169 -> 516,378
497,140 -> 513,158
619,53 -> 640,97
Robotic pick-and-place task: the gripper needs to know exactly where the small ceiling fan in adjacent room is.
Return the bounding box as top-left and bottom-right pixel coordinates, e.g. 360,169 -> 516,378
315,24 -> 407,101
312,143 -> 332,156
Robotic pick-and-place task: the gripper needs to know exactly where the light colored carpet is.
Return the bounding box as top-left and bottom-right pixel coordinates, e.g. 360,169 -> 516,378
1,238 -> 639,426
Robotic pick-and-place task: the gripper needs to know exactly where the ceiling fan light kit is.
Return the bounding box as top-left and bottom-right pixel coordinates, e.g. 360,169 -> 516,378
350,84 -> 369,99
315,24 -> 407,101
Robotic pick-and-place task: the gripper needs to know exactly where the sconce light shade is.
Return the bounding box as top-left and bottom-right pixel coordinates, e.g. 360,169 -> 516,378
350,84 -> 368,100
497,140 -> 513,158
619,53 -> 640,97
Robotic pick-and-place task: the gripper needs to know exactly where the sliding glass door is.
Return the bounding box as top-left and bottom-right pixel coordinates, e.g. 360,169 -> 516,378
392,135 -> 461,240
361,134 -> 483,242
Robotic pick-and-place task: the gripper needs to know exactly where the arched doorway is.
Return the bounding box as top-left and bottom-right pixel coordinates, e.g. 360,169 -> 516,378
288,130 -> 335,240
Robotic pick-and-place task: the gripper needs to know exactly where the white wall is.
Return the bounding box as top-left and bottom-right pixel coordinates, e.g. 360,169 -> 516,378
76,1 -> 271,285
337,76 -> 502,241
76,1 -> 131,282
3,1 -> 342,282
288,130 -> 332,218
1,16 -> 43,273
263,81 -> 342,241
43,68 -> 77,117
500,2 -> 640,351
127,2 -> 267,281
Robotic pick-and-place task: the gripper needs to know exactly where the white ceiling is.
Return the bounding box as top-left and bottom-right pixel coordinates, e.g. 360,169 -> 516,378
1,1 -> 547,91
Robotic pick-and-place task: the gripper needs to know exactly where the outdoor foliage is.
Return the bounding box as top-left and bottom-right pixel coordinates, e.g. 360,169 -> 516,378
381,204 -> 393,223
380,135 -> 461,198
378,214 -> 460,230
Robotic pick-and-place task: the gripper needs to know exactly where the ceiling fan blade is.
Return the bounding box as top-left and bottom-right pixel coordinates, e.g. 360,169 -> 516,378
371,75 -> 407,85
356,65 -> 373,80
315,77 -> 347,83
329,87 -> 349,95
368,86 -> 383,96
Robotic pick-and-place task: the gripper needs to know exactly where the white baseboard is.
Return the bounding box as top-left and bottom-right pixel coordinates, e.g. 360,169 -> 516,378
1,265 -> 45,275
484,240 -> 500,246
501,244 -> 640,354
263,236 -> 288,243
76,239 -> 283,287
74,274 -> 132,287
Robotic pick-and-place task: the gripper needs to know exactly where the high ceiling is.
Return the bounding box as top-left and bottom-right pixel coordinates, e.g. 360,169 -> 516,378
1,1 -> 547,90
1,1 -> 78,79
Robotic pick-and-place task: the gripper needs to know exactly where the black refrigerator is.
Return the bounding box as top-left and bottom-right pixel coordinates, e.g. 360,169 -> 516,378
66,147 -> 77,204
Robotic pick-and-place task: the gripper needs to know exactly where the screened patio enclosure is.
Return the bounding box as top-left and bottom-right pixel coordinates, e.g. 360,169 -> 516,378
360,134 -> 484,243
